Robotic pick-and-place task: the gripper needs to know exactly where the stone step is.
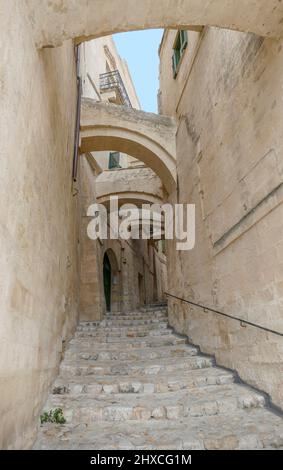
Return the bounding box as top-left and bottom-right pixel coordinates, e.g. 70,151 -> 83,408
64,344 -> 199,362
52,367 -> 235,396
102,317 -> 168,328
106,307 -> 167,315
105,311 -> 167,319
77,321 -> 169,331
75,328 -> 172,341
34,408 -> 283,450
140,306 -> 168,313
74,328 -> 172,339
81,317 -> 169,327
75,326 -> 170,336
59,355 -> 214,377
69,334 -> 187,347
100,318 -> 169,327
102,317 -> 168,323
45,384 -> 266,424
141,303 -> 167,309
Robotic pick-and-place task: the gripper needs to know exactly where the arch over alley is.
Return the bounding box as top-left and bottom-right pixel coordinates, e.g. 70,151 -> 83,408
95,167 -> 165,208
27,0 -> 283,48
80,99 -> 177,194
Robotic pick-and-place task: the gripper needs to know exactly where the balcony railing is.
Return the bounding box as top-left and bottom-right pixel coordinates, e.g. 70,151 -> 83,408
99,70 -> 132,108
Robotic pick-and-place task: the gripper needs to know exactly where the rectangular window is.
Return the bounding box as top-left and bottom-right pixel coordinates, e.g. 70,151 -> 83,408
172,30 -> 188,78
109,152 -> 121,169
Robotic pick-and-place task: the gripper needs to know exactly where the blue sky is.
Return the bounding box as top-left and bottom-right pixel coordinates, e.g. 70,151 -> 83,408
114,29 -> 164,113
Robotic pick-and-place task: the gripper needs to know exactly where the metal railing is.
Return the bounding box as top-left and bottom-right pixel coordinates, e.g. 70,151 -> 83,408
165,292 -> 283,338
100,70 -> 132,108
72,45 -> 82,182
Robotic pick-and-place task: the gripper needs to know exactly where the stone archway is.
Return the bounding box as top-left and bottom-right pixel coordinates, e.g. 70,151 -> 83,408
27,0 -> 283,48
80,99 -> 177,194
95,166 -> 165,207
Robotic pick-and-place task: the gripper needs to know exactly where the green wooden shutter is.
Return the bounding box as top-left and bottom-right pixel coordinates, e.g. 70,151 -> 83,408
172,31 -> 188,78
172,51 -> 178,78
180,30 -> 188,53
109,152 -> 121,169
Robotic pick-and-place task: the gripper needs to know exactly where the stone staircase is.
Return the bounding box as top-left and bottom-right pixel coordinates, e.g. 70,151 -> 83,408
34,305 -> 283,450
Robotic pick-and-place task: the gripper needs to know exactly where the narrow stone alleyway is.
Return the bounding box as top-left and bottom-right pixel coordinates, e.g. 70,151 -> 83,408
34,306 -> 283,450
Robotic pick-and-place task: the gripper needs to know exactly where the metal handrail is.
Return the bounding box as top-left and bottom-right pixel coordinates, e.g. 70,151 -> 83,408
100,70 -> 132,108
72,45 -> 82,182
165,292 -> 283,338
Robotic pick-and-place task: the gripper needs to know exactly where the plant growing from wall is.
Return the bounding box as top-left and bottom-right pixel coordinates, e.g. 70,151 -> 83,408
40,408 -> 66,425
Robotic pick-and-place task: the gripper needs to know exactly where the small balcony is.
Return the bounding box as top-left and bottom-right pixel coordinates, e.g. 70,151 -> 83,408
99,70 -> 132,108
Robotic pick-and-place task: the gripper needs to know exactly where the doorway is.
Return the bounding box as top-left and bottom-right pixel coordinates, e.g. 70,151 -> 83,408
138,273 -> 146,307
103,252 -> 111,311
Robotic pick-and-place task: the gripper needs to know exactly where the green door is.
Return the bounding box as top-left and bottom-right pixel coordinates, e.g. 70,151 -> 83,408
103,253 -> 111,312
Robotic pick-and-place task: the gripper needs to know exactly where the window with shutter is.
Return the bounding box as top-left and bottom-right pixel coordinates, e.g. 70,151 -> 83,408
172,51 -> 178,78
171,30 -> 188,79
109,152 -> 121,169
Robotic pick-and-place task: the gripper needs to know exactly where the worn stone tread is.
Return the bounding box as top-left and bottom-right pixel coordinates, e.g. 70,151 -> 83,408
69,334 -> 187,347
78,321 -> 169,329
47,383 -> 265,407
59,355 -> 214,377
45,384 -> 266,424
52,367 -> 235,395
74,329 -> 173,339
64,343 -> 199,361
34,408 -> 283,450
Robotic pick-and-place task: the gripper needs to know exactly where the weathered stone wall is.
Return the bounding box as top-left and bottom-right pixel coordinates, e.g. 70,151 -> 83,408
0,1 -> 79,448
160,28 -> 283,408
78,156 -> 102,320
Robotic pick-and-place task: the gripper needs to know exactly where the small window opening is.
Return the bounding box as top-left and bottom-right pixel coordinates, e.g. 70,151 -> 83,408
172,30 -> 188,78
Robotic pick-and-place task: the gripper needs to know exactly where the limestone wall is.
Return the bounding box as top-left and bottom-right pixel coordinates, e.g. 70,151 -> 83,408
0,1 -> 79,448
78,156 -> 102,320
160,28 -> 283,408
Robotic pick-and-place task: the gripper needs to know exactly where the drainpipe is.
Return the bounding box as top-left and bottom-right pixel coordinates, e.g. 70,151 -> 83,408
72,45 -> 82,182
